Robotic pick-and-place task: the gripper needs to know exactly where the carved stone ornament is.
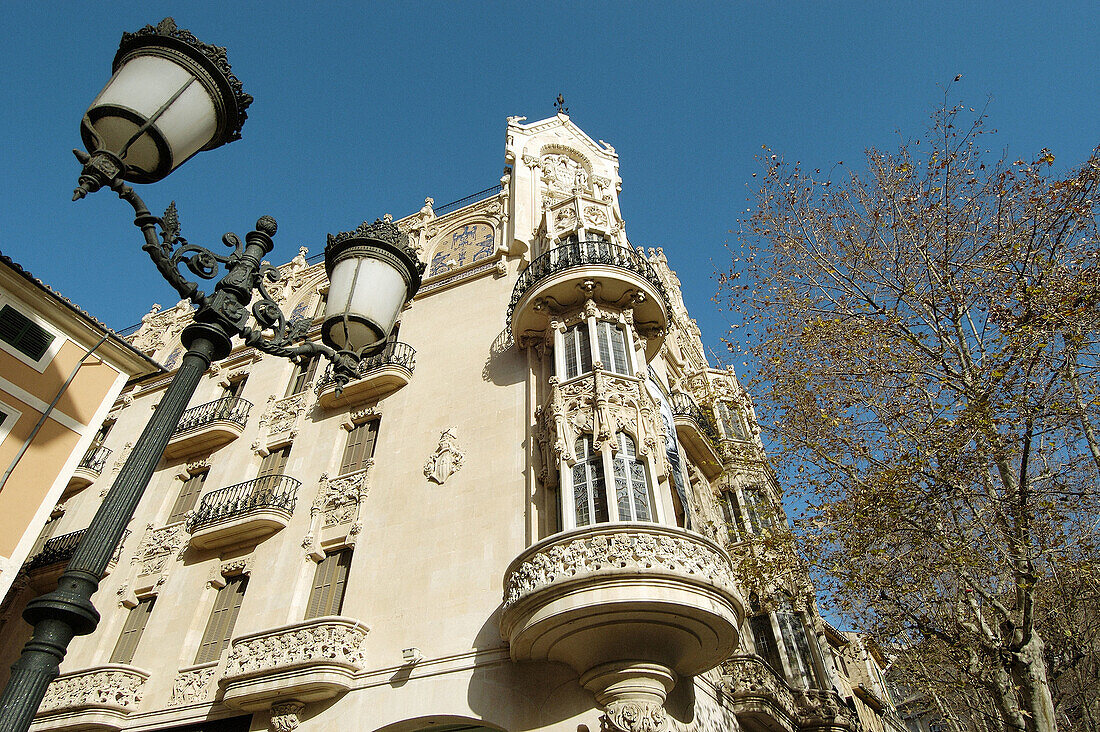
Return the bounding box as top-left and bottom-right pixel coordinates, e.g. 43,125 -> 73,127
260,393 -> 309,437
129,299 -> 193,355
40,665 -> 149,713
540,151 -> 589,198
224,618 -> 369,679
270,701 -> 306,732
313,463 -> 372,527
135,523 -> 187,576
424,428 -> 464,485
584,205 -> 609,229
503,525 -> 735,610
603,699 -> 668,732
168,664 -> 218,707
721,655 -> 798,720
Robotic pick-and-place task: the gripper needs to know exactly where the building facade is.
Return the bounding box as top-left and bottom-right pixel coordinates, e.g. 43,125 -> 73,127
0,114 -> 904,732
0,254 -> 159,600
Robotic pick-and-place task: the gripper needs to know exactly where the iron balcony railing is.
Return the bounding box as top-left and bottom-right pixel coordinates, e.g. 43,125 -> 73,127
188,475 -> 300,533
315,341 -> 417,393
24,528 -> 129,572
670,392 -> 721,446
173,396 -> 252,435
507,239 -> 671,323
77,444 -> 112,473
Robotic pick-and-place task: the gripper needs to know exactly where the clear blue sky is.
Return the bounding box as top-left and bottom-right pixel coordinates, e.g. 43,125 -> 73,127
1,1 -> 1096,364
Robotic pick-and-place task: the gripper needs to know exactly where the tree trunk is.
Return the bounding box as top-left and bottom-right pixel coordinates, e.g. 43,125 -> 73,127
1010,633 -> 1058,732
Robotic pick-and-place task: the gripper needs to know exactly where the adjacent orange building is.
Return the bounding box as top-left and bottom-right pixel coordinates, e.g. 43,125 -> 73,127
0,252 -> 160,599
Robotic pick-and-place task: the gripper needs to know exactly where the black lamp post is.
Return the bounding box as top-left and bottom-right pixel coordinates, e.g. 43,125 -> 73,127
0,18 -> 423,731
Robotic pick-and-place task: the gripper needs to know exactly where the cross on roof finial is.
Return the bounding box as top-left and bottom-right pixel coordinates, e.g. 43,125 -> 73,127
554,94 -> 568,115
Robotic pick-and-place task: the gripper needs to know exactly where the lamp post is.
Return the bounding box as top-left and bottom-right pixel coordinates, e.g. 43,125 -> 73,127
0,18 -> 423,731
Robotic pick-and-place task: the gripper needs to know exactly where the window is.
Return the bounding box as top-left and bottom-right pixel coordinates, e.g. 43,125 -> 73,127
572,435 -> 608,526
91,420 -> 113,447
612,432 -> 651,522
169,471 -> 208,524
562,323 -> 592,379
257,446 -> 291,491
110,597 -> 156,664
305,549 -> 352,619
195,575 -> 247,664
0,400 -> 20,445
223,378 -> 247,399
596,321 -> 631,375
721,491 -> 742,544
776,603 -> 820,689
750,614 -> 784,673
340,420 -> 378,475
285,354 -> 320,397
0,304 -> 56,363
716,402 -> 745,440
743,486 -> 774,535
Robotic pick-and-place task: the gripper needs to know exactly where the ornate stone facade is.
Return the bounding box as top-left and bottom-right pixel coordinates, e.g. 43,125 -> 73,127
223,617 -> 369,679
40,665 -> 148,713
168,664 -> 218,707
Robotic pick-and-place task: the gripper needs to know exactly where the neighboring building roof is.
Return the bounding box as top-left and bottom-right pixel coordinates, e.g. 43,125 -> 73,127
0,250 -> 164,375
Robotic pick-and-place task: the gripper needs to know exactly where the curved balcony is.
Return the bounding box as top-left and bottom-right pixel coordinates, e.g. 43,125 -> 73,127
670,393 -> 723,478
508,240 -> 670,357
796,689 -> 862,732
316,341 -> 416,408
500,524 -> 743,719
722,655 -> 798,732
163,396 -> 252,459
32,664 -> 148,732
187,475 -> 299,550
220,616 -> 369,710
23,529 -> 128,591
67,445 -> 111,493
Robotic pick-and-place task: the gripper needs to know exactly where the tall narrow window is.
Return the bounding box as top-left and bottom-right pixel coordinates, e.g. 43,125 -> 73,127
596,321 -> 631,375
721,491 -> 742,544
562,323 -> 592,379
340,420 -> 378,475
110,597 -> 156,664
776,605 -> 820,689
285,354 -> 320,397
572,435 -> 608,526
257,446 -> 291,492
716,402 -> 744,440
743,486 -> 774,535
305,549 -> 352,619
0,304 -> 55,362
169,470 -> 208,524
612,432 -> 651,521
750,614 -> 784,673
91,420 -> 113,447
195,575 -> 247,664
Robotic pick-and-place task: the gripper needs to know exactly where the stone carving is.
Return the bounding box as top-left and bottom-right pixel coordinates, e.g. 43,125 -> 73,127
541,152 -> 589,197
314,463 -> 372,527
424,428 -> 464,485
270,700 -> 306,732
224,619 -> 369,678
603,699 -> 668,732
553,206 -> 577,231
260,393 -> 308,437
503,526 -> 735,610
169,665 -> 217,706
129,300 -> 193,355
721,655 -> 798,720
584,205 -> 609,229
135,523 -> 187,576
40,665 -> 148,712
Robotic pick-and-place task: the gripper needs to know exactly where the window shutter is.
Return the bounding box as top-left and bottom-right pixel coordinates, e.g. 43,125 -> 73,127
195,575 -> 247,664
0,305 -> 55,361
110,597 -> 156,664
341,421 -> 378,475
305,549 -> 352,619
169,472 -> 207,524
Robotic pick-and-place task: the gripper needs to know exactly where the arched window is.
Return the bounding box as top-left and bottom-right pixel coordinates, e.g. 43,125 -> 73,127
572,435 -> 608,526
612,433 -> 651,522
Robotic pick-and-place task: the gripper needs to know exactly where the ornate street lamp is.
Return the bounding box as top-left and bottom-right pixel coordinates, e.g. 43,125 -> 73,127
0,19 -> 422,731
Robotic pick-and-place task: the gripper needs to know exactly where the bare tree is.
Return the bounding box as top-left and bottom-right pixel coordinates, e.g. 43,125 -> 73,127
721,97 -> 1100,732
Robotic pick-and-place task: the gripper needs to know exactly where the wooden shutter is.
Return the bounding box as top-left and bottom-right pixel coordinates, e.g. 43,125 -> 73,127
110,597 -> 156,664
258,446 -> 290,477
305,549 -> 352,619
0,305 -> 55,361
169,471 -> 207,523
195,575 -> 247,664
340,420 -> 378,475
285,354 -> 320,397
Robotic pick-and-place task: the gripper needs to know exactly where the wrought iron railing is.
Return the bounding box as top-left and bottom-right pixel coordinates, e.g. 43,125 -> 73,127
670,392 -> 720,446
507,239 -> 670,323
77,444 -> 112,472
173,396 -> 252,435
24,528 -> 129,572
188,475 -> 300,533
315,341 -> 416,393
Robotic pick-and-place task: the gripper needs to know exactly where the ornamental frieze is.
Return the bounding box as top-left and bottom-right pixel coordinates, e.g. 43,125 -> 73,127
223,618 -> 369,678
168,664 -> 217,707
40,665 -> 148,713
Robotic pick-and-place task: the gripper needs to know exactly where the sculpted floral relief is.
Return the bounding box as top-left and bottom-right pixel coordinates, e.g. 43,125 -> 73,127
40,667 -> 147,712
224,620 -> 368,678
135,523 -> 186,575
721,655 -> 798,720
314,464 -> 372,527
260,393 -> 308,437
604,699 -> 669,732
168,665 -> 217,707
503,527 -> 735,609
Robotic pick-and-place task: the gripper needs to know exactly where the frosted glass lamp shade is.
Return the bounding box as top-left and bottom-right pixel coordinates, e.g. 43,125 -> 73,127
79,18 -> 250,183
322,220 -> 425,354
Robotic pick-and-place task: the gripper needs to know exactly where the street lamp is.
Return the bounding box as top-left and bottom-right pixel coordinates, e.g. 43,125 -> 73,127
0,18 -> 424,731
